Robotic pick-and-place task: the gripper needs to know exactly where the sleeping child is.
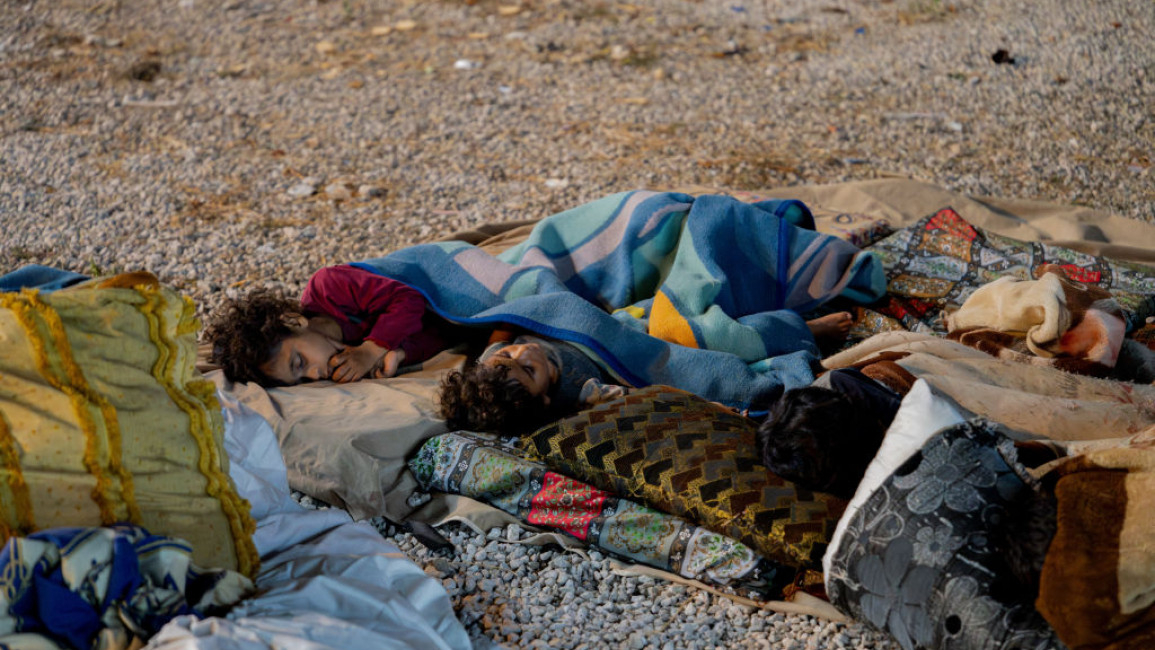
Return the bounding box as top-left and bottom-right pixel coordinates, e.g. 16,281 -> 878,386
438,332 -> 628,434
205,264 -> 449,386
755,366 -> 906,499
439,312 -> 856,435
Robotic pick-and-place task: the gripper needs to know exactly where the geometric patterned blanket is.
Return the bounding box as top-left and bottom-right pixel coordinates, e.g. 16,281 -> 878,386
521,386 -> 847,570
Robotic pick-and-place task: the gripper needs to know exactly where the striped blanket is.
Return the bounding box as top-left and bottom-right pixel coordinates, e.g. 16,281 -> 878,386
356,191 -> 885,410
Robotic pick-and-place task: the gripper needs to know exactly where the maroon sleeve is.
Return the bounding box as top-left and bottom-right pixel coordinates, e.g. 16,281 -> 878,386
397,322 -> 449,366
301,265 -> 428,352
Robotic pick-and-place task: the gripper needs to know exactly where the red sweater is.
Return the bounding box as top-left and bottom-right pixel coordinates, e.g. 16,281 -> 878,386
300,265 -> 447,365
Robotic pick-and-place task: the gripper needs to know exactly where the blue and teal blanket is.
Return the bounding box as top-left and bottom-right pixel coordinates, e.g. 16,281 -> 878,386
356,191 -> 885,409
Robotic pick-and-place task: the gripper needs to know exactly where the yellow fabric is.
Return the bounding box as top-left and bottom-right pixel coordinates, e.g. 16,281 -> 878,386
0,276 -> 258,576
648,289 -> 698,348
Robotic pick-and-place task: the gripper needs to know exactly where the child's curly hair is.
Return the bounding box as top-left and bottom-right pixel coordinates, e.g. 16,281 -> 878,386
203,288 -> 301,385
438,363 -> 555,434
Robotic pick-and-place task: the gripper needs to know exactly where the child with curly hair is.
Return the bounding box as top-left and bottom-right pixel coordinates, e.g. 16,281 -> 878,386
438,332 -> 627,434
204,265 -> 449,386
438,313 -> 856,435
755,367 -> 906,499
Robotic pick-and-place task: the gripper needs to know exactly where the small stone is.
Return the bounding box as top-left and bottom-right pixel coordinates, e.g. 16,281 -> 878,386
358,184 -> 386,198
432,557 -> 456,576
505,523 -> 522,541
324,182 -> 352,200
287,182 -> 316,198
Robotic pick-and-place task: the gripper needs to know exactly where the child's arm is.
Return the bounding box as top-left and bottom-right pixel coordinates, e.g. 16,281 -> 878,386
578,378 -> 628,406
303,265 -> 434,380
302,265 -> 427,348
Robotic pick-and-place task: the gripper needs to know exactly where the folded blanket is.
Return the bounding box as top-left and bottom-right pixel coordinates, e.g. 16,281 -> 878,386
858,207 -> 1155,340
824,331 -> 1155,445
946,265 -> 1127,375
356,190 -> 885,409
409,431 -> 793,600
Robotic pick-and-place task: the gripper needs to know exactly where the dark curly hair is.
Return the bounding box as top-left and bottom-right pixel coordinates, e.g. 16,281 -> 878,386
438,363 -> 556,434
756,385 -> 886,499
202,288 -> 301,386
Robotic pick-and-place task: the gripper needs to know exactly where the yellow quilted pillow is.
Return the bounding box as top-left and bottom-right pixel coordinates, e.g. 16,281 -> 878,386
0,273 -> 258,576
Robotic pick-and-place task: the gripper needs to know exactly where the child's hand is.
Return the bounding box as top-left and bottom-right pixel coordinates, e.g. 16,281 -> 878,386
329,340 -> 386,383
371,348 -> 406,379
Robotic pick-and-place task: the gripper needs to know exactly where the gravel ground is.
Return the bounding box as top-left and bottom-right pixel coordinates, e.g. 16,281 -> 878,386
3,1 -> 1152,648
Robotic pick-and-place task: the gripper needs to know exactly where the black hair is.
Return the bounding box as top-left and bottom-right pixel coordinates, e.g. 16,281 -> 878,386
756,385 -> 889,499
438,363 -> 558,434
202,288 -> 300,386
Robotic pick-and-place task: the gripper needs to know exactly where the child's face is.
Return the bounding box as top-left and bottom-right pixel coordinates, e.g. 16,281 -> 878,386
483,342 -> 558,402
260,328 -> 344,385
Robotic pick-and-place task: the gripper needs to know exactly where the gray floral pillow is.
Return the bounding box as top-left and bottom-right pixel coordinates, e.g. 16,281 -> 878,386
824,420 -> 1064,650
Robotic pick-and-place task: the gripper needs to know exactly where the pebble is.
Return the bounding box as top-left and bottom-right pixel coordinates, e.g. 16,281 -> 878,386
324,182 -> 352,200
5,1 -> 1152,648
287,182 -> 316,198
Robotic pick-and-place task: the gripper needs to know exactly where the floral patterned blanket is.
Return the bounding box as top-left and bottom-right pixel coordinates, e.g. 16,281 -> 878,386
824,419 -> 1064,650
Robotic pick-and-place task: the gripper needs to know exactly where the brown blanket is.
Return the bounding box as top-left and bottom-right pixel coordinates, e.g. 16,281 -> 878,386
1037,438 -> 1155,649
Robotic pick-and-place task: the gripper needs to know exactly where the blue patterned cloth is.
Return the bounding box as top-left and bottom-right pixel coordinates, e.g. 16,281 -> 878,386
825,420 -> 1063,650
0,525 -> 251,650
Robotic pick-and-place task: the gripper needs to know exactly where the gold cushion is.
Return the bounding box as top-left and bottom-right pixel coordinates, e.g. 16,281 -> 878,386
0,273 -> 258,575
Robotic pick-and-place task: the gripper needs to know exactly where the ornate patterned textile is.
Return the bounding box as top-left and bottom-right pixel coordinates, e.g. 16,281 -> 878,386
0,525 -> 251,650
408,431 -> 793,599
521,386 -> 847,569
825,420 -> 1062,650
857,207 -> 1155,339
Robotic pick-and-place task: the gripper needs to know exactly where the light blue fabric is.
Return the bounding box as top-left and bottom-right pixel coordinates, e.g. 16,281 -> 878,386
355,190 -> 886,410
0,264 -> 89,292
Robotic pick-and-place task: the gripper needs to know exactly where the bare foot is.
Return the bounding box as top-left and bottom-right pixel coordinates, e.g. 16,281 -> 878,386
807,311 -> 854,342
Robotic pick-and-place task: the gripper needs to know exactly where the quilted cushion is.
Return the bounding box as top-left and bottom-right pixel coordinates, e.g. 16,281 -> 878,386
0,274 -> 258,575
520,386 -> 846,568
